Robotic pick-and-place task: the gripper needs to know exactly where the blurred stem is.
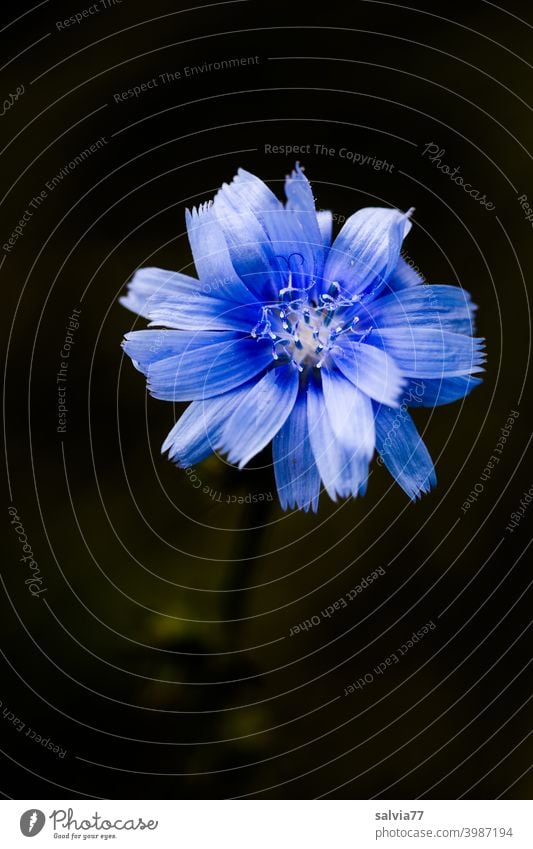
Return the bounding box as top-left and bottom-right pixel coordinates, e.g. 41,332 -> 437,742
222,494 -> 272,650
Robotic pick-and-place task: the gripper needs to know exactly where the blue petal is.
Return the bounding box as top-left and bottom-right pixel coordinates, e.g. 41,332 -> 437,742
215,168 -> 318,294
146,336 -> 274,401
384,255 -> 424,292
120,266 -> 198,319
185,203 -> 256,304
405,375 -> 483,407
284,163 -> 326,278
368,327 -> 486,378
222,168 -> 283,224
121,266 -> 257,332
331,339 -> 405,407
316,210 -> 333,248
320,366 -> 375,459
162,384 -> 252,466
213,181 -> 281,300
259,207 -> 315,290
374,404 -> 437,500
218,364 -> 299,468
273,386 -> 321,512
364,285 -> 476,335
323,207 -> 412,296
147,296 -> 257,333
307,375 -> 368,500
123,329 -> 236,374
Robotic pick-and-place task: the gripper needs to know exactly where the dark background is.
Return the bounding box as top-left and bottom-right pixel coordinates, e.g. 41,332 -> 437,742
1,0 -> 532,799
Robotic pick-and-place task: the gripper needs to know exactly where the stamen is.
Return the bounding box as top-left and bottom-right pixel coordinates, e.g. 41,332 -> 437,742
287,252 -> 306,276
250,279 -> 371,372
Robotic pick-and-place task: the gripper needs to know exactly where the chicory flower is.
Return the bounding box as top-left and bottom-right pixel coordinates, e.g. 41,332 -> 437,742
121,165 -> 485,511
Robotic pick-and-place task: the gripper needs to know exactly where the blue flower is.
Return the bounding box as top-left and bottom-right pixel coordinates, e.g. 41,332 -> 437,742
121,165 -> 485,512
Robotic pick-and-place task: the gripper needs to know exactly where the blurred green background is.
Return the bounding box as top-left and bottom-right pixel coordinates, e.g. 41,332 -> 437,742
2,0 -> 533,798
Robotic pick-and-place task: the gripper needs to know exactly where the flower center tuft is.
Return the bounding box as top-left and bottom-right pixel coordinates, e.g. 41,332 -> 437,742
250,276 -> 371,371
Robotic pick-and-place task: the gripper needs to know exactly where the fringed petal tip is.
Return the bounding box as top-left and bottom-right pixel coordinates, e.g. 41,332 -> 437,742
405,468 -> 438,502
278,492 -> 320,514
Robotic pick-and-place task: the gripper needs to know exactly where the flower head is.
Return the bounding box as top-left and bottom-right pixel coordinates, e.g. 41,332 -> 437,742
121,165 -> 485,511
